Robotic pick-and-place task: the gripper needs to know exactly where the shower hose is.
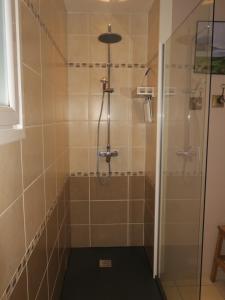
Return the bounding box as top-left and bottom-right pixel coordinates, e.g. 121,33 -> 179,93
96,91 -> 112,184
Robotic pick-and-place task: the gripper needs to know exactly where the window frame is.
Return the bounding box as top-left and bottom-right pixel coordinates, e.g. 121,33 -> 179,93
0,0 -> 24,144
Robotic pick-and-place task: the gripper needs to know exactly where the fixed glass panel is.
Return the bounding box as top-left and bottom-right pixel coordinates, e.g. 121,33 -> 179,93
158,1 -> 214,300
0,0 -> 8,107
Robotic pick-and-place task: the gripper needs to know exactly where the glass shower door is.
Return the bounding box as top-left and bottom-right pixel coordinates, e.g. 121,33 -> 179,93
158,1 -> 214,300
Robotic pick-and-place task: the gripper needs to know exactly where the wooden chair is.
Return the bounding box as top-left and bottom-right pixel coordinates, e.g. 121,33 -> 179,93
211,225 -> 225,282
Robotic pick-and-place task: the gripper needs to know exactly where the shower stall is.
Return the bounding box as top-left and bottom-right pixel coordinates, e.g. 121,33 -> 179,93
157,1 -> 215,300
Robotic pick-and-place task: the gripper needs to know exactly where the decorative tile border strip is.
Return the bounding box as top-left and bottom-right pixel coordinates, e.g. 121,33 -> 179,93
1,195 -> 66,300
70,171 -> 145,177
68,62 -> 148,69
165,63 -> 194,70
23,0 -> 67,64
164,171 -> 202,176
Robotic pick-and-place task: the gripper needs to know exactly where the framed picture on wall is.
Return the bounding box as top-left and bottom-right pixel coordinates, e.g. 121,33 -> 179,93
194,21 -> 225,75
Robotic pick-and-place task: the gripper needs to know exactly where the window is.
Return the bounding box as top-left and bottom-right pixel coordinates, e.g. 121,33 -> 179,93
0,0 -> 23,144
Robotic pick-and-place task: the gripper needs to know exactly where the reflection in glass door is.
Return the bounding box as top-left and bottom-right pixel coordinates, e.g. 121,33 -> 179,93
158,1 -> 214,300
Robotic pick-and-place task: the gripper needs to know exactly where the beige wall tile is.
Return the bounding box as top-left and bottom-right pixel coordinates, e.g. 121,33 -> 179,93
69,121 -> 89,147
129,224 -> 144,246
22,127 -> 44,189
91,225 -> 127,247
23,66 -> 42,126
111,96 -> 130,121
89,121 -> 107,147
129,201 -> 144,223
0,142 -> 22,214
48,246 -> 59,299
27,230 -> 47,300
110,147 -> 129,173
10,269 -> 28,300
90,36 -> 107,62
129,176 -> 145,199
131,148 -> 145,172
111,122 -> 129,147
91,201 -> 127,224
111,68 -> 130,94
90,176 -> 128,200
132,124 -> 146,147
88,96 -> 107,121
70,201 -> 90,224
36,274 -> 48,300
21,2 -> 41,73
68,35 -> 90,62
70,177 -> 89,200
0,197 -> 25,296
46,206 -> 58,258
45,164 -> 57,212
131,36 -> 147,63
111,36 -> 130,64
71,225 -> 90,247
68,96 -> 89,121
70,148 -> 89,173
90,14 -> 130,35
132,99 -> 145,123
43,124 -> 56,169
24,176 -> 45,247
67,13 -> 89,34
131,15 -> 148,35
68,68 -> 90,95
89,14 -> 111,35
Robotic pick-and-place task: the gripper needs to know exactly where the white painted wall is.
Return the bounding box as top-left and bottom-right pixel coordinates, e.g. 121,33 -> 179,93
202,0 -> 225,281
172,0 -> 201,32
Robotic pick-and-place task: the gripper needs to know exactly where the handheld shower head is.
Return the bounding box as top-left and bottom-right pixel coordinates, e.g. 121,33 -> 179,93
144,67 -> 151,77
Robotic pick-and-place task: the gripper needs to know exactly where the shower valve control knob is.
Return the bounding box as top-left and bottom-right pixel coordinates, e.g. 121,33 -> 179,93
98,150 -> 119,161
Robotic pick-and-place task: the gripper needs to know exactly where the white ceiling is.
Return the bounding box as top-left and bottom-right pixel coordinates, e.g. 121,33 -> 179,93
64,0 -> 154,13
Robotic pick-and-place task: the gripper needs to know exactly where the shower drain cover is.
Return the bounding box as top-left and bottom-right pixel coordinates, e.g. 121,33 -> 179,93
99,259 -> 112,268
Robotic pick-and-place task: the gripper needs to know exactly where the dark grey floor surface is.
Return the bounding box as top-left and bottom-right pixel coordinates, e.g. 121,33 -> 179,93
61,247 -> 162,300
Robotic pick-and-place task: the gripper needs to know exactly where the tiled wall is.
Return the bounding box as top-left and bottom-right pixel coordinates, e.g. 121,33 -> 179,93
66,11 -> 149,247
144,0 -> 160,266
67,12 -> 148,174
0,1 -> 70,299
69,174 -> 145,247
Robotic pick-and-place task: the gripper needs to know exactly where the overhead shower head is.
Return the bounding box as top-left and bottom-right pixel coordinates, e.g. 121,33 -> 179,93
98,24 -> 122,44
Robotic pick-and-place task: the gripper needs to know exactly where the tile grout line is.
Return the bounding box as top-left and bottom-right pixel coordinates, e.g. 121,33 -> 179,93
19,137 -> 30,300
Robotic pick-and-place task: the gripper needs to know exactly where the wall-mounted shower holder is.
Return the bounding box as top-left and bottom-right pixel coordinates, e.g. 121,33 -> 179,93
212,84 -> 225,108
98,150 -> 119,163
137,86 -> 155,97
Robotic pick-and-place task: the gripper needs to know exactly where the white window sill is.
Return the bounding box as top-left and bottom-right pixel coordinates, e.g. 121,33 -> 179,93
0,127 -> 25,145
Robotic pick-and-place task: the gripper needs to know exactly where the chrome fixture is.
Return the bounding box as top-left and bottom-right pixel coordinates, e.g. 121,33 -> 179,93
96,25 -> 122,179
98,24 -> 122,44
217,84 -> 225,104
